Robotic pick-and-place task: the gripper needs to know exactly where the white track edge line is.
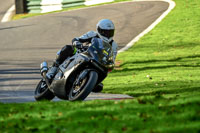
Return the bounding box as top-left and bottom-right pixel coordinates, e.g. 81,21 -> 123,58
1,5 -> 15,23
118,0 -> 176,53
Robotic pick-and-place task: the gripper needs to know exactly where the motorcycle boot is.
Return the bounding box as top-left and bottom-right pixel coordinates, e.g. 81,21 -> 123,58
46,60 -> 60,80
46,66 -> 58,80
92,83 -> 103,93
45,45 -> 74,81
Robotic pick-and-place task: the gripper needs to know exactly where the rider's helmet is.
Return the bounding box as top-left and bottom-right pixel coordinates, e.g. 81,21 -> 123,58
96,19 -> 115,43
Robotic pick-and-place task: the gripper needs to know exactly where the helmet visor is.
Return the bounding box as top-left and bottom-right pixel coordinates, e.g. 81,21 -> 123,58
98,27 -> 114,38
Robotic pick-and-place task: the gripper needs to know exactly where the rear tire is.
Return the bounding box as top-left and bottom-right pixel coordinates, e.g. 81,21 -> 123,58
34,79 -> 55,101
68,70 -> 98,101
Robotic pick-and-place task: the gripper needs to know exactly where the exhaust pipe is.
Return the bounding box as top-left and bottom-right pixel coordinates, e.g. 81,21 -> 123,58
40,62 -> 51,88
40,61 -> 48,76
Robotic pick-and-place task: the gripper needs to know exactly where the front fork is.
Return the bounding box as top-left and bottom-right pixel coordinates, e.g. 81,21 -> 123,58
74,69 -> 89,86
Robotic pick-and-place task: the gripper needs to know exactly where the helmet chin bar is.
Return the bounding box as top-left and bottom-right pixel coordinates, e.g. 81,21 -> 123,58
98,33 -> 113,43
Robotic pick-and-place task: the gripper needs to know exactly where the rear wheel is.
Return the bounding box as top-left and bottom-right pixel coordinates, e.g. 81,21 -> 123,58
68,70 -> 98,101
34,79 -> 55,101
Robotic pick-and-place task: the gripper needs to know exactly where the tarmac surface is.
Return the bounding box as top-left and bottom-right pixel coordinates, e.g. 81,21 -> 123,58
0,1 -> 169,103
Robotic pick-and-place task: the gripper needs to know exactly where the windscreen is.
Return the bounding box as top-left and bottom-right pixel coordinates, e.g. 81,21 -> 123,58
87,38 -> 114,67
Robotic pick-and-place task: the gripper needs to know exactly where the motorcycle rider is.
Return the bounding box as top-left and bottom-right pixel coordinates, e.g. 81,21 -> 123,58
46,19 -> 118,92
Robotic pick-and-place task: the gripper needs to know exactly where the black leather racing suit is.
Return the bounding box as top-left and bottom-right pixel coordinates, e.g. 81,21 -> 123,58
54,31 -> 118,66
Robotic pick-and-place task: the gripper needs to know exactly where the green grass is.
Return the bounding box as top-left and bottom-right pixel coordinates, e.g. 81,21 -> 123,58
1,0 -> 200,132
1,99 -> 199,133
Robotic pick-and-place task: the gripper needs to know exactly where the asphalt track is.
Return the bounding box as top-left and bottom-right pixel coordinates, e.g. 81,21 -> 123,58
0,1 -> 169,103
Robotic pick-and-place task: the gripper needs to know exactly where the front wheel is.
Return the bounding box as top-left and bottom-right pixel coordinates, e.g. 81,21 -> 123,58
68,70 -> 98,101
34,79 -> 55,101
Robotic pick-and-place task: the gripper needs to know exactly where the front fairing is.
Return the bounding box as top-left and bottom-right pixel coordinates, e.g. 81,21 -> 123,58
86,38 -> 114,69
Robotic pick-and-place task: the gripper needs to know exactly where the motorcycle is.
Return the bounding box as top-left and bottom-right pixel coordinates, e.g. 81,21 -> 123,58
34,37 -> 114,101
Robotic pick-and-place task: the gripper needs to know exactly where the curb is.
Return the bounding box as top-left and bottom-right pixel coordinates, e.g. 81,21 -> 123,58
0,92 -> 133,103
86,92 -> 133,101
1,5 -> 15,23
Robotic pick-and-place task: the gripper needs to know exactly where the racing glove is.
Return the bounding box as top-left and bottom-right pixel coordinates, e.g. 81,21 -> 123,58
73,41 -> 83,49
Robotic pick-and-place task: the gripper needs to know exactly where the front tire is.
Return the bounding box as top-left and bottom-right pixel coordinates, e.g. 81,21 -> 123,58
34,79 -> 55,101
68,70 -> 98,101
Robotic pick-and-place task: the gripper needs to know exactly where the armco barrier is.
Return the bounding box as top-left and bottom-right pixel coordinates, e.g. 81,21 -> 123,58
15,0 -> 28,14
26,0 -> 114,13
27,0 -> 84,13
62,0 -> 85,9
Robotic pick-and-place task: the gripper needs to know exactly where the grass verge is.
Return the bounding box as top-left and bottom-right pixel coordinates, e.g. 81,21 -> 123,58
1,0 -> 200,132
